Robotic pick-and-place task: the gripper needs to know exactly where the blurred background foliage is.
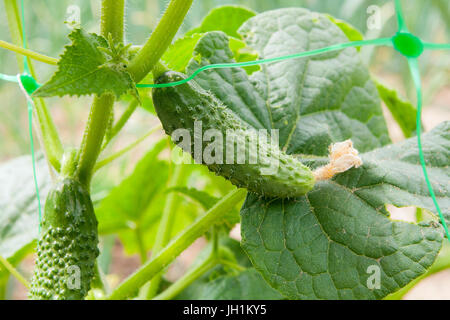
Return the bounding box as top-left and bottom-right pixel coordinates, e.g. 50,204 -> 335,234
0,0 -> 449,299
0,0 -> 448,159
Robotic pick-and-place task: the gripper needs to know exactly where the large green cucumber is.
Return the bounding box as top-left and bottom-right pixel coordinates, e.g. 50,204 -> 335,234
29,178 -> 99,300
152,71 -> 315,198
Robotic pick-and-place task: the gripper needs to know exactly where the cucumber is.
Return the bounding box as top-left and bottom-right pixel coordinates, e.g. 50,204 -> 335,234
29,178 -> 99,300
152,71 -> 315,198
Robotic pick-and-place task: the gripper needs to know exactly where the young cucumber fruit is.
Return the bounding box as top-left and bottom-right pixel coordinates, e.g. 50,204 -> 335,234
29,178 -> 99,300
152,71 -> 315,198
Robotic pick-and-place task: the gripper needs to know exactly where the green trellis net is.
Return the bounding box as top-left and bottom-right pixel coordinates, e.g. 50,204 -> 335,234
0,0 -> 449,240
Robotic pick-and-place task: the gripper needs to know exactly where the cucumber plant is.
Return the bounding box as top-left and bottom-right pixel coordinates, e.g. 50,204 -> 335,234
0,0 -> 449,300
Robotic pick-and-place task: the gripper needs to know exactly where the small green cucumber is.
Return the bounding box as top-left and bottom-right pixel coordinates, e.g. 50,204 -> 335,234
152,71 -> 315,198
29,178 -> 99,300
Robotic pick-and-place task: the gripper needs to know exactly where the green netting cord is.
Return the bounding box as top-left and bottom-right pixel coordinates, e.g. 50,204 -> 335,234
0,0 -> 448,240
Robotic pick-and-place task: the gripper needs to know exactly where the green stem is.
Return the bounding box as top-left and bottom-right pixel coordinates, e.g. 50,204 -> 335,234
153,228 -> 221,300
153,255 -> 217,300
3,0 -> 24,71
128,0 -> 193,82
102,99 -> 139,149
76,0 -> 125,185
0,40 -> 58,65
219,259 -> 246,272
152,61 -> 170,79
0,255 -> 30,289
101,0 -> 125,43
135,227 -> 148,264
107,189 -> 247,300
145,162 -> 184,298
95,124 -> 162,171
76,94 -> 114,186
4,0 -> 63,172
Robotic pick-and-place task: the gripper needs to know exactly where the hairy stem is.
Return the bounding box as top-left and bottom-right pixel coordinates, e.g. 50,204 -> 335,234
4,0 -> 63,172
76,94 -> 114,186
108,189 -> 247,300
76,0 -> 125,185
128,0 -> 193,82
101,0 -> 125,43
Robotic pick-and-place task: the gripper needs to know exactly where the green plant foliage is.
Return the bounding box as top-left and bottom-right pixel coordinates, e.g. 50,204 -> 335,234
95,140 -> 169,253
0,154 -> 51,260
177,237 -> 284,300
33,28 -> 138,99
241,123 -> 449,300
180,9 -> 449,299
168,187 -> 240,229
187,5 -> 256,38
181,268 -> 284,300
162,34 -> 204,72
376,81 -> 418,138
168,187 -> 219,210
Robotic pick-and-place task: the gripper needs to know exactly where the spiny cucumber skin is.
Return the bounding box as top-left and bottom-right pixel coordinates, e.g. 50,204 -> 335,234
29,179 -> 99,300
152,71 -> 315,198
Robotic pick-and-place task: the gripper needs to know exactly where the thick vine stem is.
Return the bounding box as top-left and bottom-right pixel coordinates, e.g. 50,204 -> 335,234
128,0 -> 193,82
101,0 -> 125,43
76,94 -> 114,186
75,0 -> 125,185
107,189 -> 247,300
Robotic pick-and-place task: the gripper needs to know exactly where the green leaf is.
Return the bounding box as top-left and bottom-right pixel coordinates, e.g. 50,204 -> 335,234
181,9 -> 448,299
95,141 -> 211,255
327,15 -> 364,42
376,81 -> 417,138
177,237 -> 283,300
168,186 -> 240,230
0,154 -> 52,259
162,34 -> 203,73
241,123 -> 449,300
33,28 -> 137,99
180,268 -> 284,300
95,140 -> 169,253
168,187 -> 219,210
229,37 -> 260,75
184,5 -> 258,75
187,5 -> 256,38
187,19 -> 390,156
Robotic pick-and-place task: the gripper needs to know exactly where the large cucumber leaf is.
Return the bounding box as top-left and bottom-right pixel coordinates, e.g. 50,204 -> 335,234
182,8 -> 449,299
241,123 -> 448,300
